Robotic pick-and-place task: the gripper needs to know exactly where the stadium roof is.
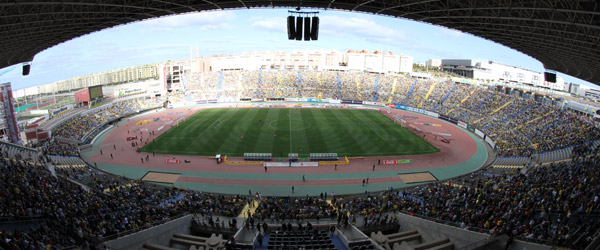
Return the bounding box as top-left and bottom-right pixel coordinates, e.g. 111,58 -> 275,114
2,1 -> 600,84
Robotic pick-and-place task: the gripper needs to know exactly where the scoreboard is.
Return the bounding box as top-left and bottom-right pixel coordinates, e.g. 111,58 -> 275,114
89,85 -> 103,100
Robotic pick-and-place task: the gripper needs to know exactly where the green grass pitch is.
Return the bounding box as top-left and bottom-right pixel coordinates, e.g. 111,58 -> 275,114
140,108 -> 440,157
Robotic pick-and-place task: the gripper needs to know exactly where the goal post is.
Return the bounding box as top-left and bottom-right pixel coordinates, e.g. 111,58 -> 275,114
391,114 -> 407,128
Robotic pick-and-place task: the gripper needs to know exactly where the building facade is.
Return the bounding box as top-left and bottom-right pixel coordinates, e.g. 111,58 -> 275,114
0,82 -> 21,144
210,50 -> 413,73
28,64 -> 160,95
18,50 -> 414,97
426,59 -> 442,68
441,59 -> 565,91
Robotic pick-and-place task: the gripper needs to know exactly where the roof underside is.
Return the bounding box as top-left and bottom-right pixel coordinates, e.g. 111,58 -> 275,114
1,0 -> 600,84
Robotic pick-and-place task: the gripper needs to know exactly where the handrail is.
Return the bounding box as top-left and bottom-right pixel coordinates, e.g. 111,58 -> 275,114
92,213 -> 186,244
455,235 -> 498,250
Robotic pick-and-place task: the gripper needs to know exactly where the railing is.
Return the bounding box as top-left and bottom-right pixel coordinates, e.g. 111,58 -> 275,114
92,213 -> 186,244
455,235 -> 499,250
0,216 -> 47,224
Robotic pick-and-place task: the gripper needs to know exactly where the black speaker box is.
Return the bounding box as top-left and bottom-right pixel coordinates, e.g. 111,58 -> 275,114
287,16 -> 296,40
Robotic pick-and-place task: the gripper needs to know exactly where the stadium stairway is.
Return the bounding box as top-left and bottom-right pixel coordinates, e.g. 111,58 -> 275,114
137,100 -> 148,109
326,199 -> 346,216
253,235 -> 270,250
459,88 -> 477,105
372,230 -> 421,249
490,99 -> 514,115
124,106 -> 134,113
107,109 -> 118,117
388,78 -> 398,104
538,148 -> 572,163
492,165 -> 524,169
519,110 -> 555,129
539,139 -> 600,163
160,193 -> 187,208
329,233 -> 349,250
472,93 -> 495,112
501,103 -> 534,123
423,81 -> 439,101
472,117 -> 484,125
103,183 -> 132,193
402,80 -> 418,106
493,157 -> 529,166
433,85 -> 456,112
239,200 -> 260,218
371,229 -> 454,250
168,233 -> 225,249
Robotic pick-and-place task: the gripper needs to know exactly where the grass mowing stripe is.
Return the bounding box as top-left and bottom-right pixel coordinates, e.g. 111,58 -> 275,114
343,109 -> 392,154
322,109 -> 366,156
230,109 -> 257,153
318,109 -> 357,156
185,109 -> 235,154
359,110 -> 396,139
251,109 -> 276,153
290,108 -> 311,155
231,109 -> 261,154
301,109 -> 328,153
142,108 -> 223,154
262,109 -> 284,157
142,108 -> 439,157
361,109 -> 439,155
357,109 -> 406,153
272,109 -> 290,154
213,109 -> 249,155
288,109 -> 292,153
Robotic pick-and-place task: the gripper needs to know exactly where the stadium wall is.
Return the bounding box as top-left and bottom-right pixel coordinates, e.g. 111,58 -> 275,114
102,215 -> 191,250
395,213 -> 552,250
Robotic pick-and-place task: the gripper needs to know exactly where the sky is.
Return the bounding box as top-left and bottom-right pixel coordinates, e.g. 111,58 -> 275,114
0,8 -> 596,91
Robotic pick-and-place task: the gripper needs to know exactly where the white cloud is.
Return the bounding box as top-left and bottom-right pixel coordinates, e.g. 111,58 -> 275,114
320,15 -> 406,44
252,17 -> 287,33
251,14 -> 407,46
141,11 -> 236,31
438,28 -> 464,37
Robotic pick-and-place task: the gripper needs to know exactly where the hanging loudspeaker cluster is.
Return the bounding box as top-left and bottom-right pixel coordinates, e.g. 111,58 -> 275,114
296,16 -> 303,40
310,17 -> 319,40
287,11 -> 319,41
22,63 -> 31,76
287,16 -> 295,40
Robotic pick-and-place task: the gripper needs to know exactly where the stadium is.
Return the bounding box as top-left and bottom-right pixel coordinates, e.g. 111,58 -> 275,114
1,2 -> 600,250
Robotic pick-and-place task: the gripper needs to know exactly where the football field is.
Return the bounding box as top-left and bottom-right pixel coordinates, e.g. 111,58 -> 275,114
140,108 -> 439,157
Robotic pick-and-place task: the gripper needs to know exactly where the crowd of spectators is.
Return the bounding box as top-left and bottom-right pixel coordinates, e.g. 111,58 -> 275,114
52,114 -> 105,141
5,69 -> 600,248
0,156 -> 183,249
181,70 -> 600,157
4,135 -> 599,249
52,99 -> 154,141
324,147 -> 600,248
38,139 -> 79,156
0,138 -> 252,249
0,142 -> 42,163
252,196 -> 338,222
